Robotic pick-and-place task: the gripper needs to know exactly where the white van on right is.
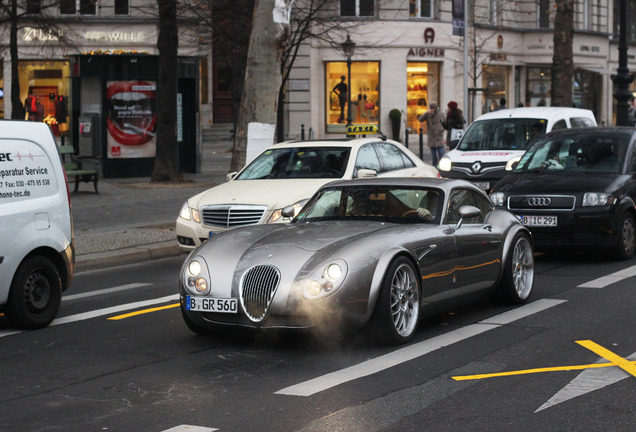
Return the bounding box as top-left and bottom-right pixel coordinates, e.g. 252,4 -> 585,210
438,107 -> 597,191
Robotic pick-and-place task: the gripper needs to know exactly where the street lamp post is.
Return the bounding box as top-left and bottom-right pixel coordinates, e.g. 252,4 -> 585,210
611,0 -> 634,126
342,35 -> 356,128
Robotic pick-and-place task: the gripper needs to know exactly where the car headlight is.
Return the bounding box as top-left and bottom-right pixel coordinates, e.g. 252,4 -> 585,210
183,256 -> 210,295
302,260 -> 348,301
505,157 -> 521,171
490,192 -> 506,207
582,192 -> 616,207
268,199 -> 309,223
438,157 -> 452,172
178,202 -> 201,223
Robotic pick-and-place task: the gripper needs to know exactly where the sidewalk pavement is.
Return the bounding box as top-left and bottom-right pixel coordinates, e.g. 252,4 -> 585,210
73,140 -> 232,271
72,137 -> 435,271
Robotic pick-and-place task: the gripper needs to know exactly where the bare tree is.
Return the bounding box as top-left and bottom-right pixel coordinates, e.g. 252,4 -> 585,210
152,0 -> 181,182
551,0 -> 574,107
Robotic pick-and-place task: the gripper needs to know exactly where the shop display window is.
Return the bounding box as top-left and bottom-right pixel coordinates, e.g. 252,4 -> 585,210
483,64 -> 508,113
406,62 -> 439,133
326,61 -> 380,134
526,67 -> 550,107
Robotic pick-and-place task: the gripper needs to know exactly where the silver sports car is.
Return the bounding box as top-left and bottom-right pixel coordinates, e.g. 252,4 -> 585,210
179,178 -> 534,344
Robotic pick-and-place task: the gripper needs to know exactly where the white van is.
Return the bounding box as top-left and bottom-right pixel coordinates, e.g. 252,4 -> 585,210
0,120 -> 74,329
438,107 -> 597,190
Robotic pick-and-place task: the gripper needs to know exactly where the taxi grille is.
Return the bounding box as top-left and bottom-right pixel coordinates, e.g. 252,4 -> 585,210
240,265 -> 281,322
201,205 -> 267,228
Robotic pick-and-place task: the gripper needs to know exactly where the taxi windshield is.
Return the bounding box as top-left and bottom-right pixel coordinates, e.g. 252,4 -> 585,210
237,147 -> 351,180
457,119 -> 547,151
517,134 -> 628,174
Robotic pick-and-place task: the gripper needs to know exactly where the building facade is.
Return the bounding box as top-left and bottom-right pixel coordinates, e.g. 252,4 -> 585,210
282,0 -> 636,141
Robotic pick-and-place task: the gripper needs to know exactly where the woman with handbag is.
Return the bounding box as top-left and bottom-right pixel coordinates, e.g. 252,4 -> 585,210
441,101 -> 465,150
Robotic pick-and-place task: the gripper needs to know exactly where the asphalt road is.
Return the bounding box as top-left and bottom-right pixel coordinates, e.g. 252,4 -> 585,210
1,253 -> 634,432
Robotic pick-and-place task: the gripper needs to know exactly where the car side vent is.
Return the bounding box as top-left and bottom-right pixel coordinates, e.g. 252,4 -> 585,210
239,265 -> 281,322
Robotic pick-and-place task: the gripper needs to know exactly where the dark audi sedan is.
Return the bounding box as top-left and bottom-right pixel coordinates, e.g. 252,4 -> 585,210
490,127 -> 636,260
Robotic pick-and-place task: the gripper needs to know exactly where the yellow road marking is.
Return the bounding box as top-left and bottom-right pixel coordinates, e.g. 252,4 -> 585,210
453,340 -> 636,381
576,340 -> 636,378
107,303 -> 180,320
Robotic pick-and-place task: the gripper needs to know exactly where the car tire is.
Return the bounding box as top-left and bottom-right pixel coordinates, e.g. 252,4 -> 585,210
614,212 -> 635,261
5,256 -> 62,330
496,232 -> 534,305
371,256 -> 420,344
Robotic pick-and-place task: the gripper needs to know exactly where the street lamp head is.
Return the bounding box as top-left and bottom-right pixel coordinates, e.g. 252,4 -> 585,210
342,34 -> 356,59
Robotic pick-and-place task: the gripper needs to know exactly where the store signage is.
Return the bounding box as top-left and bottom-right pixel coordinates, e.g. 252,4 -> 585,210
84,31 -> 145,42
424,28 -> 435,43
23,27 -> 62,42
407,48 -> 445,58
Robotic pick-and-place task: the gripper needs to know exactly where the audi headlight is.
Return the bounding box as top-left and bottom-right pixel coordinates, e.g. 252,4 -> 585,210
183,256 -> 210,295
302,260 -> 348,301
582,192 -> 615,207
268,199 -> 309,223
438,157 -> 452,172
490,192 -> 505,207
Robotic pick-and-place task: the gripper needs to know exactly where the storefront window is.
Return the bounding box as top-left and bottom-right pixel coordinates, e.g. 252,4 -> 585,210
18,60 -> 70,136
325,61 -> 380,133
574,68 -> 600,118
406,62 -> 439,132
526,67 -> 550,107
483,64 -> 508,113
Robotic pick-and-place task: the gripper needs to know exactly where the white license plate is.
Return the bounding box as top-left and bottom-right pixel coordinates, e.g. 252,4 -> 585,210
474,182 -> 490,190
185,296 -> 238,313
521,215 -> 558,227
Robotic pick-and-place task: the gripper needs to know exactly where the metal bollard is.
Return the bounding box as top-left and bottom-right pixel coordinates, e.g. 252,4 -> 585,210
301,124 -> 305,140
405,129 -> 409,149
419,128 -> 424,160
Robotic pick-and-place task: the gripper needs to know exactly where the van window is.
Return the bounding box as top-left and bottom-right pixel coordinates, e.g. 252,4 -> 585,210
457,119 -> 548,151
0,140 -> 58,203
570,117 -> 595,127
552,119 -> 567,130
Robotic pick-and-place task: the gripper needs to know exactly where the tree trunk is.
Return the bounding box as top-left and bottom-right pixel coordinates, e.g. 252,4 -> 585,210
10,0 -> 25,120
152,0 -> 181,182
551,0 -> 574,107
230,0 -> 289,172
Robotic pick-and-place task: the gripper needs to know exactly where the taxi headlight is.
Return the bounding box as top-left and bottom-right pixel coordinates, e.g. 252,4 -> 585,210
179,202 -> 200,223
268,199 -> 309,223
438,157 -> 452,172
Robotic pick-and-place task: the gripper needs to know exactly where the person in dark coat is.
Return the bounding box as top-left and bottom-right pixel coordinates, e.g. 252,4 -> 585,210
441,101 -> 465,150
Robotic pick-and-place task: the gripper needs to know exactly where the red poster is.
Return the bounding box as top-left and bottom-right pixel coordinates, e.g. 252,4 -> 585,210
106,80 -> 157,158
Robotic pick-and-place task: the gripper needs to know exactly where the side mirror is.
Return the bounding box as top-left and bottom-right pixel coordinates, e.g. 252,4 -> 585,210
281,205 -> 296,219
454,205 -> 481,230
356,168 -> 377,178
226,172 -> 238,182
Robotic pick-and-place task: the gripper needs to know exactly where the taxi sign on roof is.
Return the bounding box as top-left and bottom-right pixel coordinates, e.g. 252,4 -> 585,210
346,124 -> 378,135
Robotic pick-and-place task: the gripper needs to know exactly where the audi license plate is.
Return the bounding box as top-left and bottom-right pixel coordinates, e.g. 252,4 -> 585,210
521,215 -> 557,227
185,296 -> 238,313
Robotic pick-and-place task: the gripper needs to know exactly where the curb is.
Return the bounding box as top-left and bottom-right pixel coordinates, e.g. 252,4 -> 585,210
75,240 -> 185,272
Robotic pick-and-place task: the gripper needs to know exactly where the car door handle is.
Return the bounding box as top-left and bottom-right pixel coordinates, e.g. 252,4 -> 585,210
482,224 -> 493,231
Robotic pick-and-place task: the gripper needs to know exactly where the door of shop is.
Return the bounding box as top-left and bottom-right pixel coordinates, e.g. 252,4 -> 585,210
178,78 -> 197,173
212,61 -> 233,123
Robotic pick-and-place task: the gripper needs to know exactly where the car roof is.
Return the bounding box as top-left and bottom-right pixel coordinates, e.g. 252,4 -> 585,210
474,107 -> 596,122
542,125 -> 636,138
271,137 -> 399,150
320,177 -> 481,193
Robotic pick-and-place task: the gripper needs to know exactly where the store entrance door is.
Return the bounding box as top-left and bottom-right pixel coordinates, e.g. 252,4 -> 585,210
406,62 -> 439,132
212,61 -> 233,123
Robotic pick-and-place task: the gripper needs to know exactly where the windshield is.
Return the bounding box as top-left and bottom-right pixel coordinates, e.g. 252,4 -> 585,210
516,133 -> 628,174
295,185 -> 444,224
457,118 -> 547,151
236,147 -> 351,180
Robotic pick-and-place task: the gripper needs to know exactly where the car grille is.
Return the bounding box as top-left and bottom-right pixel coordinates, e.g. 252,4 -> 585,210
201,205 -> 267,228
239,265 -> 281,322
508,195 -> 575,211
451,161 -> 506,177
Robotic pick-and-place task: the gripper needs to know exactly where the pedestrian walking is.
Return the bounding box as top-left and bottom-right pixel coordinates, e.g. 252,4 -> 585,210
495,97 -> 507,110
628,96 -> 636,127
418,102 -> 446,167
441,101 -> 465,150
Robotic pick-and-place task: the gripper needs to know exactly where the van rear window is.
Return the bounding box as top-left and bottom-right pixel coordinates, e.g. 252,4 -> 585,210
0,140 -> 58,202
457,119 -> 547,151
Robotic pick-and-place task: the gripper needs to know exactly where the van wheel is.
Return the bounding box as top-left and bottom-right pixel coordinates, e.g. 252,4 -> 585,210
6,256 -> 62,330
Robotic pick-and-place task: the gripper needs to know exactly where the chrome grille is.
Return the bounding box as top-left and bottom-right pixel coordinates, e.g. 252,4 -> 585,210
201,205 -> 267,228
239,265 -> 281,322
508,195 -> 575,211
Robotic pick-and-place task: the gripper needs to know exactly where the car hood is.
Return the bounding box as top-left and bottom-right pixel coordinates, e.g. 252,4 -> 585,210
494,172 -> 619,194
190,178 -> 336,210
446,149 -> 525,163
